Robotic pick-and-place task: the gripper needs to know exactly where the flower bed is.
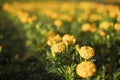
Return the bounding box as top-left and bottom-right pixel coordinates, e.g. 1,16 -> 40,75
1,1 -> 120,80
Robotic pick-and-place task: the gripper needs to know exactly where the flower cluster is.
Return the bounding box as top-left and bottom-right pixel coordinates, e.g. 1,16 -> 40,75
47,33 -> 76,54
47,33 -> 96,79
75,45 -> 96,78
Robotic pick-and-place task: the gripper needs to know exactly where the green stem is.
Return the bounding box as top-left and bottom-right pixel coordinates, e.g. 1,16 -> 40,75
87,77 -> 90,80
66,43 -> 68,53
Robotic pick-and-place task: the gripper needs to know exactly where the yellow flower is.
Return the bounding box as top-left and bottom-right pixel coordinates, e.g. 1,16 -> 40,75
51,12 -> 59,19
54,35 -> 62,43
78,46 -> 95,59
81,13 -> 89,20
114,23 -> 120,31
46,31 -> 56,40
59,14 -> 73,22
28,15 -> 37,24
54,19 -> 63,28
62,34 -> 76,45
47,34 -> 62,46
76,61 -> 96,78
99,29 -> 106,37
100,21 -> 111,30
89,13 -> 103,22
47,39 -> 56,46
81,23 -> 91,32
89,24 -> 97,33
51,42 -> 66,53
109,11 -> 117,18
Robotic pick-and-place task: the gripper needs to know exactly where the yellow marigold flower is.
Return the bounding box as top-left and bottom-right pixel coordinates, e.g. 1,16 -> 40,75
78,46 -> 95,59
51,42 -> 66,53
28,15 -> 37,24
90,25 -> 97,33
81,13 -> 89,20
100,21 -> 111,30
47,35 -> 62,46
60,14 -> 73,22
109,11 -> 117,18
89,13 -> 103,22
54,19 -> 63,28
76,61 -> 96,78
114,23 -> 120,31
62,34 -> 76,45
99,29 -> 106,37
51,12 -> 59,19
18,11 -> 29,24
47,39 -> 56,46
54,35 -> 62,43
81,23 -> 91,32
46,31 -> 56,40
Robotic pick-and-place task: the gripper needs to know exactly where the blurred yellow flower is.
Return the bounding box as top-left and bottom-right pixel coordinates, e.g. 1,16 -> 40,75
51,12 -> 59,19
81,13 -> 89,20
47,34 -> 62,46
62,34 -> 76,45
99,29 -> 106,37
109,11 -> 117,18
28,15 -> 37,24
51,42 -> 66,53
46,31 -> 56,40
81,23 -> 91,32
100,21 -> 111,30
76,61 -> 96,78
90,24 -> 97,33
47,39 -> 56,46
89,13 -> 103,22
54,19 -> 63,28
19,13 -> 29,23
59,14 -> 73,22
114,23 -> 120,31
78,46 -> 95,59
